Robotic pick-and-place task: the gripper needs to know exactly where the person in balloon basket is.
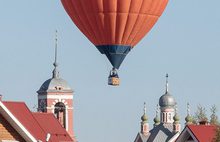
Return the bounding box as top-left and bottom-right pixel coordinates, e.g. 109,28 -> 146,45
108,68 -> 120,86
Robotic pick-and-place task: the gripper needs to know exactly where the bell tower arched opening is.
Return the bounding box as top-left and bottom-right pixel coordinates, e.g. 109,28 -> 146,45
54,102 -> 66,128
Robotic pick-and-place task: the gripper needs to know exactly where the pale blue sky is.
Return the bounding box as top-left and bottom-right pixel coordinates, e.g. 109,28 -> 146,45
0,1 -> 220,142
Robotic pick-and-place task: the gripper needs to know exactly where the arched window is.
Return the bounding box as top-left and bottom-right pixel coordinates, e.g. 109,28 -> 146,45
54,102 -> 66,128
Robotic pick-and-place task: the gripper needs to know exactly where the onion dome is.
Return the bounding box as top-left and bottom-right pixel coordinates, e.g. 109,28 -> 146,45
173,114 -> 180,124
154,104 -> 160,125
154,116 -> 160,124
185,103 -> 193,124
173,105 -> 180,124
159,93 -> 176,108
185,115 -> 193,123
159,74 -> 176,108
141,114 -> 148,122
141,102 -> 148,122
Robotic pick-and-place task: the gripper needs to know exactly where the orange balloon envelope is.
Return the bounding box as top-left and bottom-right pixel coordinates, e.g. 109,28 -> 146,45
61,0 -> 169,85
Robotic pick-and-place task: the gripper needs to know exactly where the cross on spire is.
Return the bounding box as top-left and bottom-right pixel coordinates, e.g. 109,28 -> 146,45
143,102 -> 147,114
187,102 -> 190,116
52,30 -> 59,78
175,103 -> 178,114
165,73 -> 169,93
156,104 -> 159,116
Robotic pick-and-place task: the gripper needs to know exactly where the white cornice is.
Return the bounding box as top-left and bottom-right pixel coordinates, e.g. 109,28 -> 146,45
38,95 -> 73,100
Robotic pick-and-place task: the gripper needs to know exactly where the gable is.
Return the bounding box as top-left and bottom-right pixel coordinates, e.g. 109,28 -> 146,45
134,132 -> 152,142
134,133 -> 144,142
187,136 -> 193,141
188,125 -> 216,142
0,101 -> 74,142
0,114 -> 25,142
176,127 -> 198,142
2,101 -> 46,141
176,125 -> 217,142
147,123 -> 175,142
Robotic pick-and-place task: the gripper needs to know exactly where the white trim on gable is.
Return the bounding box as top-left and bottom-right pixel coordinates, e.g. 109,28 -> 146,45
168,132 -> 181,142
134,133 -> 142,142
0,101 -> 38,142
176,126 -> 199,142
1,140 -> 19,142
186,127 -> 199,142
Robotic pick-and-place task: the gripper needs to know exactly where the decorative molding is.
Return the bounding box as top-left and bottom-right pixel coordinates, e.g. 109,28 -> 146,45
38,95 -> 73,100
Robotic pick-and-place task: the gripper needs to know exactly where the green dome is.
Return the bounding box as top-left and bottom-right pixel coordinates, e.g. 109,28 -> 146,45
185,115 -> 193,123
173,114 -> 180,122
141,114 -> 148,122
154,116 -> 160,124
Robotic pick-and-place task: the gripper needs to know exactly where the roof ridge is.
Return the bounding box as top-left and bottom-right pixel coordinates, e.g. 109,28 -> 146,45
2,101 -> 25,104
32,112 -> 53,115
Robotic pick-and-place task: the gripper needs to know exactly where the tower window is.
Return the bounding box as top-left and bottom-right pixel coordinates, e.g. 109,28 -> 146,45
55,86 -> 62,90
54,102 -> 66,128
168,113 -> 172,121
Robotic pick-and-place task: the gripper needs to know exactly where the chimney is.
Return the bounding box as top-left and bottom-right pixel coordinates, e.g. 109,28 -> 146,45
0,95 -> 2,101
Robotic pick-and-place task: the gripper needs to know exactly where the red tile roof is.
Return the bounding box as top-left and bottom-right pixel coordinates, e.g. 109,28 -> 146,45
2,101 -> 73,142
187,125 -> 216,142
32,112 -> 73,142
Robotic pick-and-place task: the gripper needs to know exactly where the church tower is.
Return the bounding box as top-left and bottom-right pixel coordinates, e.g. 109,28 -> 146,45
37,32 -> 75,139
140,102 -> 149,135
173,105 -> 181,133
159,74 -> 176,124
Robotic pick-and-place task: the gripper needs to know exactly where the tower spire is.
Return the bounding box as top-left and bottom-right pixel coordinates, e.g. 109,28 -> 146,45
185,103 -> 193,125
143,102 -> 147,115
52,30 -> 59,78
187,102 -> 190,116
156,104 -> 159,117
165,73 -> 169,93
154,104 -> 160,127
141,102 -> 147,122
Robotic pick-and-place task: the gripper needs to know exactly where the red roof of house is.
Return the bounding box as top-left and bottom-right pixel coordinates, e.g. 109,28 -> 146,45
32,112 -> 73,142
187,125 -> 216,142
2,101 -> 73,142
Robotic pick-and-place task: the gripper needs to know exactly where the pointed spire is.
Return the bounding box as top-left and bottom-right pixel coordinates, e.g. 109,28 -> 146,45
173,104 -> 180,123
165,73 -> 169,93
173,104 -> 181,132
154,104 -> 160,126
143,102 -> 147,115
185,103 -> 193,125
187,102 -> 190,116
141,102 -> 148,122
156,104 -> 159,116
52,30 -> 59,78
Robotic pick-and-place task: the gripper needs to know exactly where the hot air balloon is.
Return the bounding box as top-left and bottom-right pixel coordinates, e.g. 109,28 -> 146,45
61,0 -> 169,86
